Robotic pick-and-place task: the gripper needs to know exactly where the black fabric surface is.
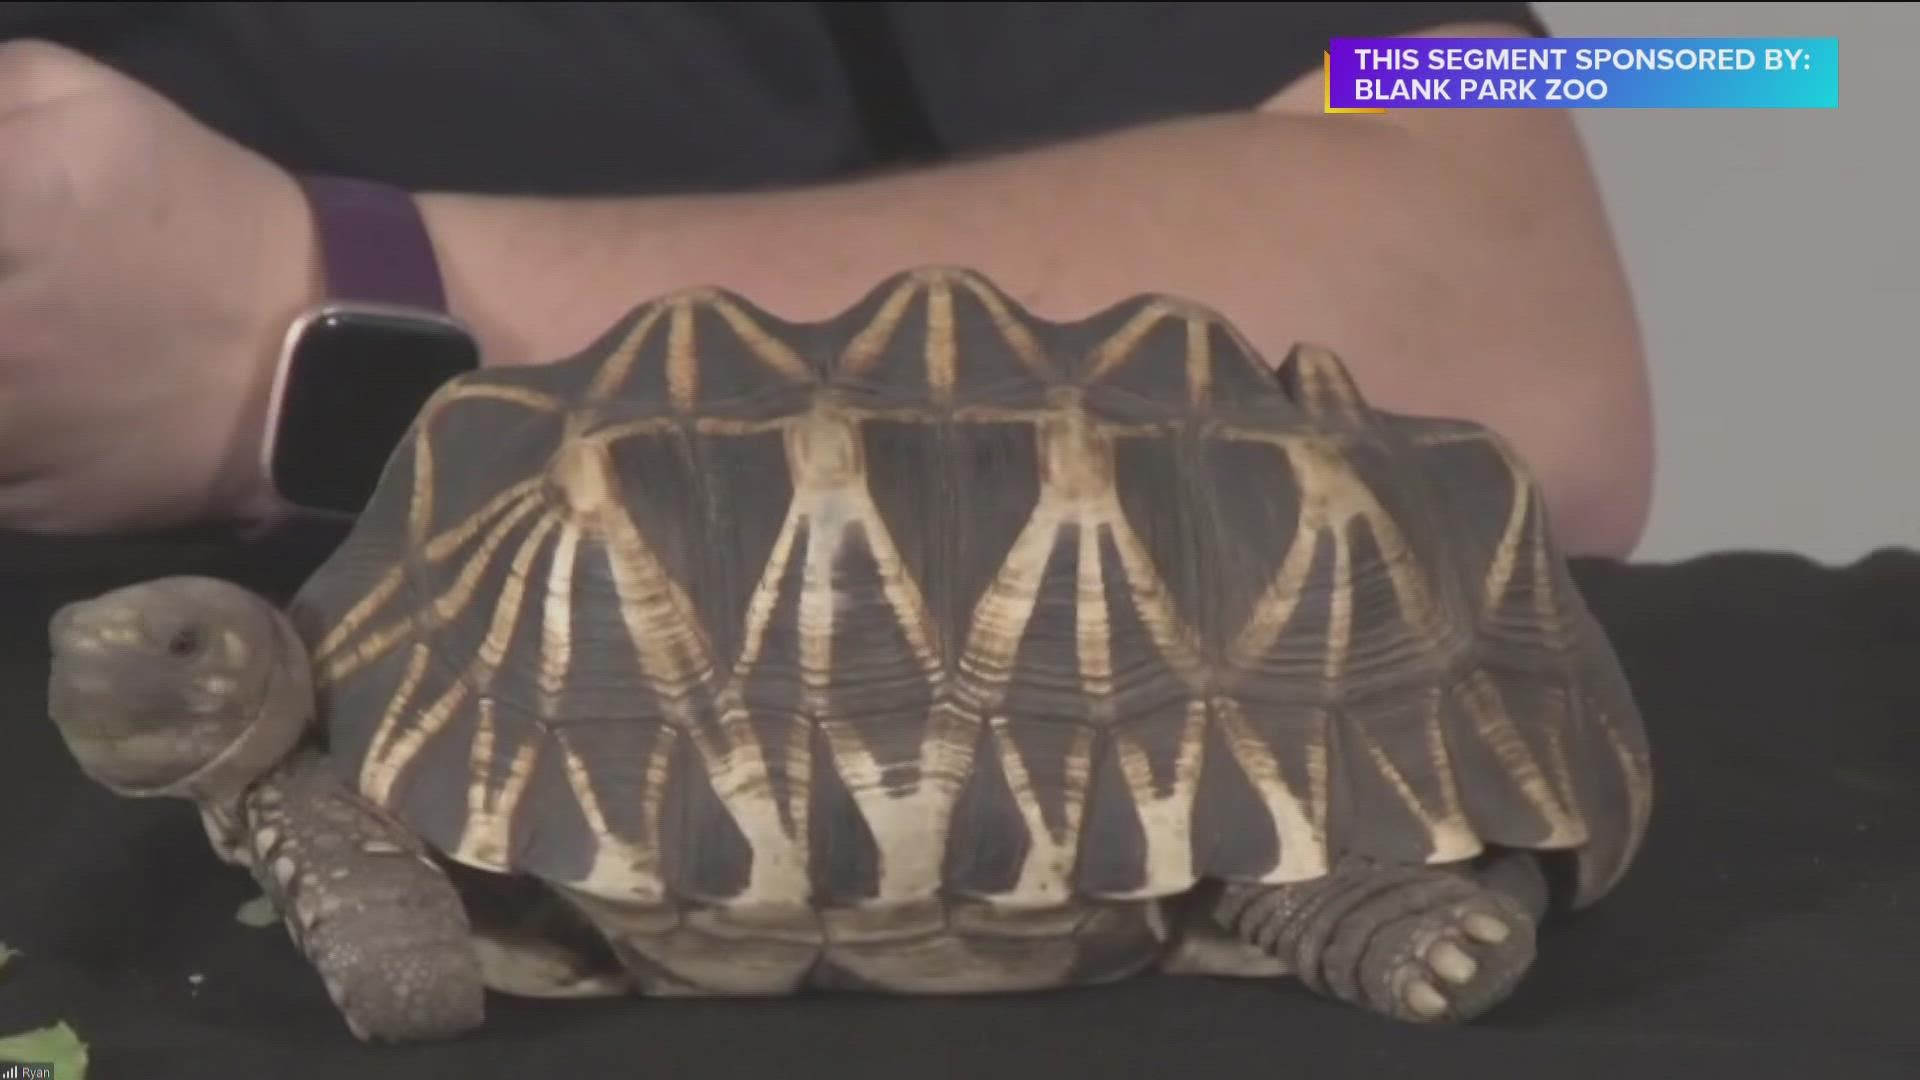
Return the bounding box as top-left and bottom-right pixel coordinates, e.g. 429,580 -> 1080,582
1,529 -> 1916,1079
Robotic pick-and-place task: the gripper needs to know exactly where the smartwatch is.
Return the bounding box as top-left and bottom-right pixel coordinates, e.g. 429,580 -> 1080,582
259,175 -> 481,520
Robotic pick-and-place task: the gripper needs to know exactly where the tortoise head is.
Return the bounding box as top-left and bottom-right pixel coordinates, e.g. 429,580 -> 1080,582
47,576 -> 314,804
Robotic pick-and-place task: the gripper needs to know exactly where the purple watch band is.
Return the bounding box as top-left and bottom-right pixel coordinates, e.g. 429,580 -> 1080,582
297,174 -> 447,312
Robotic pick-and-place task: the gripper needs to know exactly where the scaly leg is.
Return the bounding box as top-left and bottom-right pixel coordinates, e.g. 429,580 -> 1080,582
1214,852 -> 1547,1023
234,750 -> 486,1042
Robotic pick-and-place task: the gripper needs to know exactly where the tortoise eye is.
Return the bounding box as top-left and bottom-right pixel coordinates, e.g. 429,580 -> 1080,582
167,625 -> 206,659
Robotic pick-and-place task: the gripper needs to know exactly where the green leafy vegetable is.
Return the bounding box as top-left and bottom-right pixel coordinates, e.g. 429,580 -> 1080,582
0,1021 -> 89,1080
235,894 -> 278,928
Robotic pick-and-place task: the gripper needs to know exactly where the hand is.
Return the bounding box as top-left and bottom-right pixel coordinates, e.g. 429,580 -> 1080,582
0,39 -> 318,534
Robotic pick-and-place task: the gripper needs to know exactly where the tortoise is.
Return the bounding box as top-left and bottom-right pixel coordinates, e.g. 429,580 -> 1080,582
46,267 -> 1653,1043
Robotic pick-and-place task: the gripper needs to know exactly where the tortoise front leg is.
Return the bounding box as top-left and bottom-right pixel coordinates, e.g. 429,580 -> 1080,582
228,750 -> 486,1043
1214,852 -> 1547,1024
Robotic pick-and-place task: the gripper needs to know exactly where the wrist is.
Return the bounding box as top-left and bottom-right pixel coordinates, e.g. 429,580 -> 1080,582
416,192 -> 544,367
417,191 -> 657,369
211,167 -> 325,527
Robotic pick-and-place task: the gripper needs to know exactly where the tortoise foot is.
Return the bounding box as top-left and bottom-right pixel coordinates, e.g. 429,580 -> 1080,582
1346,880 -> 1537,1023
1216,857 -> 1542,1024
321,930 -> 490,1043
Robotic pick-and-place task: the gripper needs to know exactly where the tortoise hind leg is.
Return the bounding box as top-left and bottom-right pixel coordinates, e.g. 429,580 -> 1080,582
230,750 -> 486,1042
1213,852 -> 1546,1024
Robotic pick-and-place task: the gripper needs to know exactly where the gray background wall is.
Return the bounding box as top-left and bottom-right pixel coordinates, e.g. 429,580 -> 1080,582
1531,3 -> 1909,564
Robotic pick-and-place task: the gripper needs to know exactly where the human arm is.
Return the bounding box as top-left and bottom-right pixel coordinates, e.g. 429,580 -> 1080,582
0,5 -> 1648,556
418,19 -> 1652,557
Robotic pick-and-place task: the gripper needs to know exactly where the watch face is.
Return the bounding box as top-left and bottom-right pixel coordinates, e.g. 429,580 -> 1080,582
270,308 -> 481,516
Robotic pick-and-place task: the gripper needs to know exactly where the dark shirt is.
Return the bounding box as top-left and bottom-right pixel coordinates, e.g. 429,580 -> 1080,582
0,2 -> 1543,194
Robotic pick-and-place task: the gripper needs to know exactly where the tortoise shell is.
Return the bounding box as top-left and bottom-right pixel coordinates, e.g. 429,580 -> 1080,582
289,267 -> 1652,919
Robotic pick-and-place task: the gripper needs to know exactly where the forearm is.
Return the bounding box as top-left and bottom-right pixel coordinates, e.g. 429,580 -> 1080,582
418,105 -> 1650,556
